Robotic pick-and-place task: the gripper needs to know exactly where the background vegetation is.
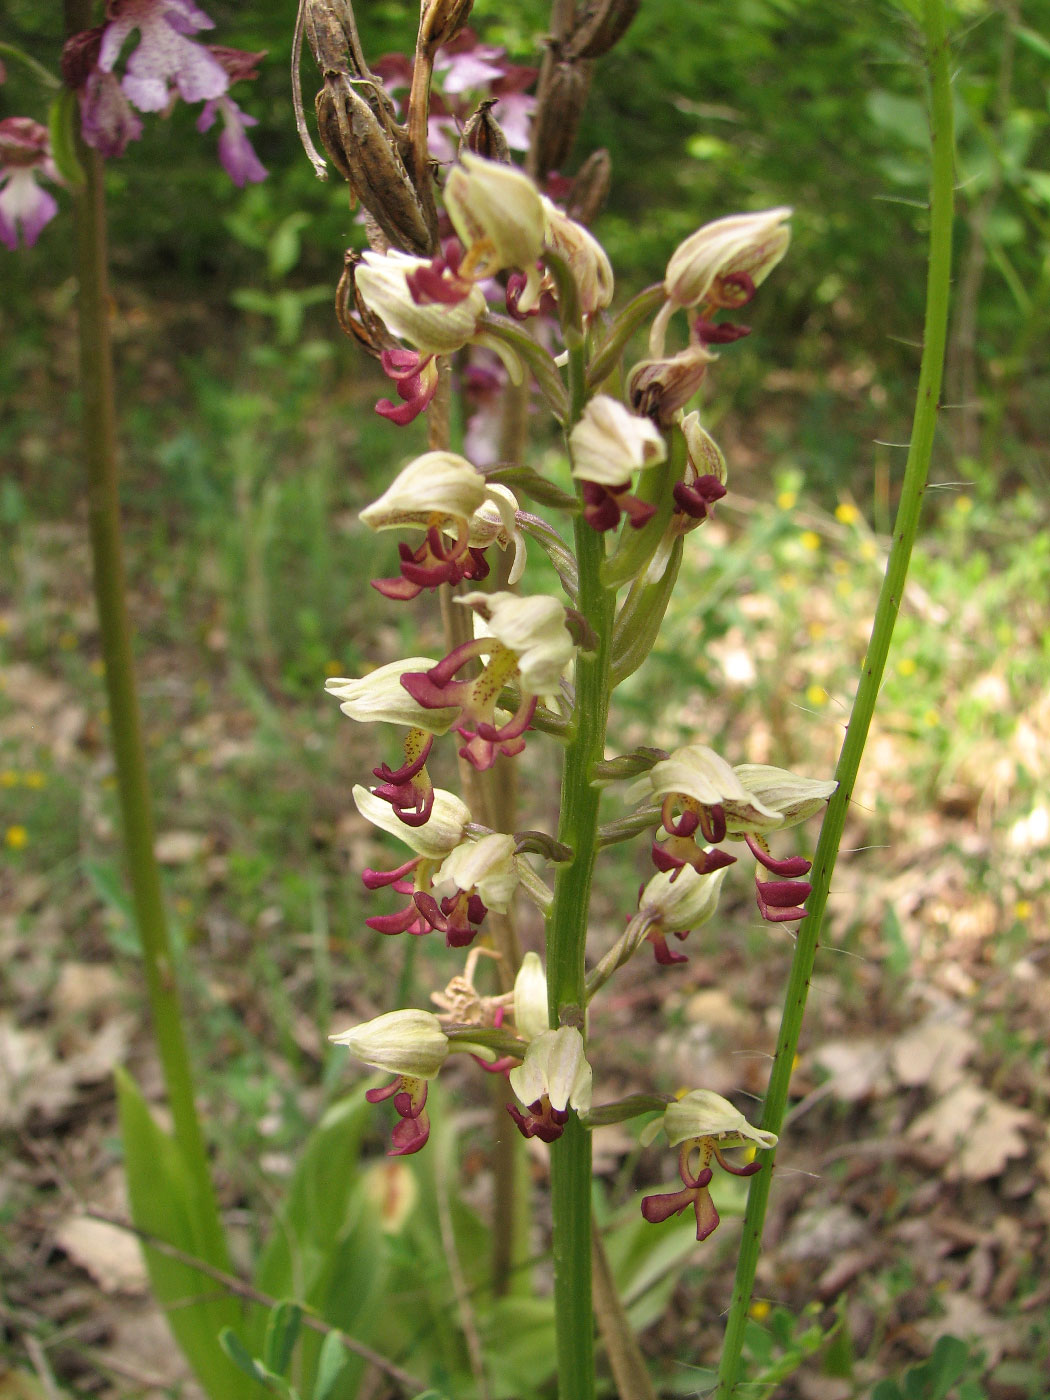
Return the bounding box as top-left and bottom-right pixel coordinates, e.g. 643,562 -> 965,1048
1,0 -> 1049,1396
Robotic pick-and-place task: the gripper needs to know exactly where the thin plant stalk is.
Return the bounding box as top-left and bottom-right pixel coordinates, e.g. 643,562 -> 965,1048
546,330 -> 614,1400
431,360 -> 523,1295
714,2 -> 955,1393
65,0 -> 224,1240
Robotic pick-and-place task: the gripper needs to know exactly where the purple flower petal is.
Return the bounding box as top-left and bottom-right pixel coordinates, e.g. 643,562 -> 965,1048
79,70 -> 144,157
198,95 -> 267,185
100,0 -> 227,112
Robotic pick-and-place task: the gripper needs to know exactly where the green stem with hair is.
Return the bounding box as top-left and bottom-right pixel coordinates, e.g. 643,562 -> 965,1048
545,322 -> 613,1400
714,2 -> 954,1393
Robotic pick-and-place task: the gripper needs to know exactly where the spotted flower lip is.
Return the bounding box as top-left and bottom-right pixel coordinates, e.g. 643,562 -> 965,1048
98,0 -> 230,113
356,249 -> 488,356
0,118 -> 60,252
326,658 -> 460,734
353,783 -> 470,859
457,591 -> 574,694
641,1089 -> 779,1152
569,395 -> 667,486
509,1026 -> 592,1115
330,1008 -> 449,1080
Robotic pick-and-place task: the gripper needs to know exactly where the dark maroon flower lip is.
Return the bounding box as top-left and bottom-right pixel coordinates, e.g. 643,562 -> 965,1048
366,1075 -> 432,1155
376,350 -> 438,425
507,1096 -> 569,1143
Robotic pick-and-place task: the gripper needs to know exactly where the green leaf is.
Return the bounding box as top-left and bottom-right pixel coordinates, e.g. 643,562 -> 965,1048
263,1302 -> 303,1378
1015,24 -> 1050,64
310,1330 -> 348,1400
871,1383 -> 903,1400
221,1329 -> 274,1387
253,1094 -> 370,1303
268,214 -> 312,279
47,91 -> 85,189
115,1069 -> 253,1399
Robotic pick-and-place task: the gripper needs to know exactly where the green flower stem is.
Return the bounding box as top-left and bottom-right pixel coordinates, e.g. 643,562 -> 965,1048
714,4 -> 954,1395
546,329 -> 613,1398
64,0 -> 224,1244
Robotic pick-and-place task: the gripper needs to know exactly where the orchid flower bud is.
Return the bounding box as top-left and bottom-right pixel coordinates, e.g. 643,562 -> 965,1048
445,153 -> 546,310
627,344 -> 716,426
541,196 -> 614,317
510,1026 -> 592,1115
569,395 -> 666,485
680,412 -> 727,485
356,249 -> 487,355
326,658 -> 460,733
513,952 -> 550,1042
457,591 -> 574,693
330,1008 -> 449,1080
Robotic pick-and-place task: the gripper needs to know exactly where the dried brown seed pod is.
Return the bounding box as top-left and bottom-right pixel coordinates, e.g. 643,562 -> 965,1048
531,59 -> 591,178
565,0 -> 640,60
316,81 -> 434,255
335,250 -> 398,354
566,147 -> 612,226
461,99 -> 511,164
418,0 -> 475,54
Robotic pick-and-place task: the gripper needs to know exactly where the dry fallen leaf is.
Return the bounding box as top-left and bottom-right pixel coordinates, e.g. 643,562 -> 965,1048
54,1215 -> 149,1295
906,1080 -> 1033,1180
890,1016 -> 976,1093
917,1294 -> 1019,1368
811,1039 -> 890,1102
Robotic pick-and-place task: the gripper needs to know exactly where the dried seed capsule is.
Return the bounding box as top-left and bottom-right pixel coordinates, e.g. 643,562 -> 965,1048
418,0 -> 475,53
565,0 -> 640,60
566,147 -> 611,226
335,250 -> 398,355
530,60 -> 590,177
316,81 -> 434,254
461,99 -> 511,164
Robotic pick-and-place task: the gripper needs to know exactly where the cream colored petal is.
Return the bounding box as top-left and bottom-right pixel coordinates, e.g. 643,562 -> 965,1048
326,657 -> 458,734
353,784 -> 470,859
